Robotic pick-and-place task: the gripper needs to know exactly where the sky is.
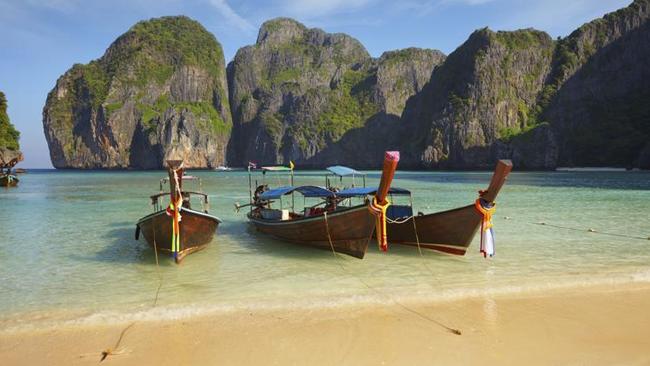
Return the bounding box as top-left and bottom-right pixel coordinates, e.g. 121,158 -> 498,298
0,0 -> 631,168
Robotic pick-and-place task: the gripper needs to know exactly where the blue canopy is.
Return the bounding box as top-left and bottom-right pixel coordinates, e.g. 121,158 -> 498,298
260,185 -> 336,200
337,187 -> 411,198
326,165 -> 365,177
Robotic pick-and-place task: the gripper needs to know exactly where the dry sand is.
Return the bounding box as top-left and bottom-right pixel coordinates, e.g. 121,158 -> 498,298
2,283 -> 650,365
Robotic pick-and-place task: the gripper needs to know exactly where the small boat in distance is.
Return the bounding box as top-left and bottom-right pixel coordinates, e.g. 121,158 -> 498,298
135,160 -> 221,263
241,152 -> 400,259
214,165 -> 232,171
0,173 -> 18,187
0,157 -> 20,187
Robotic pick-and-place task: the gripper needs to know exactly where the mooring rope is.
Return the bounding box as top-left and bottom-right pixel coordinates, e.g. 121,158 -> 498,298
323,211 -> 461,335
100,220 -> 165,361
152,226 -> 163,307
530,221 -> 649,241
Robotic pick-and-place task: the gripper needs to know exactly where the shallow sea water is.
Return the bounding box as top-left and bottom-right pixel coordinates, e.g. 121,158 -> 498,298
1,169 -> 649,329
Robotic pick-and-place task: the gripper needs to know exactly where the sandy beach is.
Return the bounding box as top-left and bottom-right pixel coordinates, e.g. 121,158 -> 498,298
2,283 -> 650,366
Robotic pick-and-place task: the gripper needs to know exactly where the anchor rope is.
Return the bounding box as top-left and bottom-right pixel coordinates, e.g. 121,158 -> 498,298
100,190 -> 166,361
323,211 -> 461,335
528,221 -> 649,241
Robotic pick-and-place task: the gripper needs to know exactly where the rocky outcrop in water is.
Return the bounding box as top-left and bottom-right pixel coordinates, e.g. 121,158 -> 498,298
0,91 -> 23,167
42,16 -> 231,169
226,18 -> 445,167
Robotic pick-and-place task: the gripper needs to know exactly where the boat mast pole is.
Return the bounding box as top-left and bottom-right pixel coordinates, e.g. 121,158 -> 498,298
290,166 -> 295,212
248,165 -> 252,213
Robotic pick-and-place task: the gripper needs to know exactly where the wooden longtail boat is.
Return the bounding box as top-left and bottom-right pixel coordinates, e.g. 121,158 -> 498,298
386,160 -> 512,255
135,160 -> 221,263
1,158 -> 20,187
0,173 -> 19,187
334,160 -> 513,256
243,152 -> 400,259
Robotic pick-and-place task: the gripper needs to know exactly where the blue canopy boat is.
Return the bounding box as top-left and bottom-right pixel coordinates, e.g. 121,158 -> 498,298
241,153 -> 401,258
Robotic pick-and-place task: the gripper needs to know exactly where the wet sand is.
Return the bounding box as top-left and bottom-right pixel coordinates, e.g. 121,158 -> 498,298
2,283 -> 650,365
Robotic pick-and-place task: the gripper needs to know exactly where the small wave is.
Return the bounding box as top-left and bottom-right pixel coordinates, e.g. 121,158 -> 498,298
2,269 -> 649,334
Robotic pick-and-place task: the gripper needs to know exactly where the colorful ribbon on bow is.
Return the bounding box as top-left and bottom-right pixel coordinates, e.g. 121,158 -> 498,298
474,199 -> 496,258
166,170 -> 183,259
369,196 -> 391,252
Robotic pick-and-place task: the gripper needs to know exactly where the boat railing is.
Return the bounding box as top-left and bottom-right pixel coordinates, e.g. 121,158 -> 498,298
150,190 -> 210,213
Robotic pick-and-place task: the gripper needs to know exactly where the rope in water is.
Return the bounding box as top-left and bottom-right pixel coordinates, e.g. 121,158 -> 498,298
100,215 -> 165,361
408,197 -> 463,335
526,221 -> 649,241
323,211 -> 462,335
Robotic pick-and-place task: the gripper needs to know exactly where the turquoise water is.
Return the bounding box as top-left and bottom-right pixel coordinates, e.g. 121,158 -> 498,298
1,170 -> 649,330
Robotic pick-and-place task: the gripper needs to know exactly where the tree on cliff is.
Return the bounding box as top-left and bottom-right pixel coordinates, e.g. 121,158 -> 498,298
0,91 -> 20,151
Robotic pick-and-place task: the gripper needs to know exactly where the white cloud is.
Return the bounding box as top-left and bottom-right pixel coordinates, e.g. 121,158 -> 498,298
493,0 -> 629,37
391,0 -> 496,17
281,0 -> 373,18
207,0 -> 255,32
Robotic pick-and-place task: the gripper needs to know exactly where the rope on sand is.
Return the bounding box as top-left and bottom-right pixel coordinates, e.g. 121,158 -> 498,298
100,229 -> 165,362
323,211 -> 462,336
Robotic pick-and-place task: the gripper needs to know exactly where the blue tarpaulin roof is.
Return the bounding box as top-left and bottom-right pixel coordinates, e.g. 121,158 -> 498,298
337,187 -> 411,198
260,185 -> 336,200
326,165 -> 365,177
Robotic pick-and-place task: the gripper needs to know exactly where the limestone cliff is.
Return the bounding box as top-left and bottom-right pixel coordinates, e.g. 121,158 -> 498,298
544,0 -> 650,167
42,16 -> 231,169
399,0 -> 649,169
42,1 -> 650,170
0,91 -> 23,167
226,18 -> 445,167
400,28 -> 555,169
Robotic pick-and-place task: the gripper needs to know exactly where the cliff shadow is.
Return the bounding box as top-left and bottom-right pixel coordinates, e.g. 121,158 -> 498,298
129,122 -> 164,169
305,112 -> 406,168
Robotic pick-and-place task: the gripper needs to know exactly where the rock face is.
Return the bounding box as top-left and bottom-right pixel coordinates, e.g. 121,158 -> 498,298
400,28 -> 555,169
43,16 -> 231,169
398,0 -> 650,169
227,18 -> 445,167
43,1 -> 650,170
544,0 -> 650,167
0,91 -> 23,166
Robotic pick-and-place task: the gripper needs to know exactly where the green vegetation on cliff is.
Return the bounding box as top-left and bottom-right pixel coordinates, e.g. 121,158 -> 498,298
43,15 -> 233,168
0,92 -> 20,151
137,94 -> 229,134
540,0 -> 648,111
48,16 -> 228,134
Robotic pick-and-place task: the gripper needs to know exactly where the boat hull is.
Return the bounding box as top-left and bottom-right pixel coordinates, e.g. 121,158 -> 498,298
136,208 -> 221,263
248,204 -> 375,259
387,205 -> 482,255
0,174 -> 18,187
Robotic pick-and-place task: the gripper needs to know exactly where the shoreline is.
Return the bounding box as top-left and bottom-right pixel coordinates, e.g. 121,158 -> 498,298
2,282 -> 650,365
3,270 -> 650,334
